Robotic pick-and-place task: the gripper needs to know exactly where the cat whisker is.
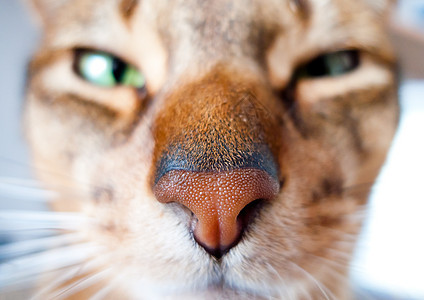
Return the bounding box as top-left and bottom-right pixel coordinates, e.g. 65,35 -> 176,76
0,242 -> 102,290
0,210 -> 86,221
263,262 -> 293,300
0,222 -> 85,232
307,254 -> 350,273
288,261 -> 335,300
304,253 -> 378,300
0,180 -> 94,203
0,176 -> 45,188
0,179 -> 55,203
303,255 -> 359,300
30,252 -> 114,300
0,232 -> 85,261
50,267 -> 113,300
316,243 -> 358,263
0,158 -> 111,204
0,175 -> 135,206
30,265 -> 91,300
0,156 -> 94,188
89,267 -> 128,300
0,210 -> 89,232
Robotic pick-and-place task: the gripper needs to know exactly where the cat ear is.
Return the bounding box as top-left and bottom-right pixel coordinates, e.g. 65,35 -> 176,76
26,0 -> 69,26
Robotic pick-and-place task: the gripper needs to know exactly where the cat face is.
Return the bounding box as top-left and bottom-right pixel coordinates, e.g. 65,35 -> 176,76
25,0 -> 399,298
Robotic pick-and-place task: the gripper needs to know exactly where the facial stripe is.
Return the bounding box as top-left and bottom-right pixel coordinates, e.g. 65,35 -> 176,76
289,0 -> 311,21
119,0 -> 139,23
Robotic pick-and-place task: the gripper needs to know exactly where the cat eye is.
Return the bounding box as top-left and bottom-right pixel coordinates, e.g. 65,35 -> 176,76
73,50 -> 145,89
296,50 -> 360,78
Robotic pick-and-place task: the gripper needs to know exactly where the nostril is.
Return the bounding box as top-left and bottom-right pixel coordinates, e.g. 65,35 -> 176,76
237,198 -> 265,233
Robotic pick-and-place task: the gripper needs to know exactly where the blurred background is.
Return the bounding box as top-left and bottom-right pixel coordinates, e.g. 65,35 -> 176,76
0,1 -> 423,299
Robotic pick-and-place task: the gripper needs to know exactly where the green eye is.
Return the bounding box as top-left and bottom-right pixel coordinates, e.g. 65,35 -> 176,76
74,50 -> 145,88
296,50 -> 360,78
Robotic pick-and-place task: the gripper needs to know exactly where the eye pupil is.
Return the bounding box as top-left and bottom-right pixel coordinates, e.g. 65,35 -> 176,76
297,50 -> 360,78
74,49 -> 146,89
112,58 -> 127,83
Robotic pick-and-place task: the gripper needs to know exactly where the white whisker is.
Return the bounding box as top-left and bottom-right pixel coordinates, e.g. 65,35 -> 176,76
264,262 -> 293,300
320,247 -> 354,262
308,254 -> 349,271
0,243 -> 101,289
0,157 -> 93,190
0,232 -> 85,261
52,267 -> 112,300
0,177 -> 43,187
30,265 -> 89,300
0,210 -> 86,222
289,261 -> 335,300
0,231 -> 71,242
0,178 -> 89,205
303,254 -> 355,293
31,253 -> 113,300
0,210 -> 89,232
0,181 -> 56,201
89,268 -> 127,300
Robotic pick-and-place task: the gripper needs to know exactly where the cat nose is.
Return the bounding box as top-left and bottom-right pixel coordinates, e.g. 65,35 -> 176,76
154,168 -> 279,258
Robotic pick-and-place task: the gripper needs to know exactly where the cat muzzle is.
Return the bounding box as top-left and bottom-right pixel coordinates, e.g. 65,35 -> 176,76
152,67 -> 282,258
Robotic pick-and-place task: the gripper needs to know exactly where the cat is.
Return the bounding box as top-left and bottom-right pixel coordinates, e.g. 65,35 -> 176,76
2,0 -> 399,299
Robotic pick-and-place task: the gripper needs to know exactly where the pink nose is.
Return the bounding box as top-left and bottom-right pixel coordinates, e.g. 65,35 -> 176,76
154,168 -> 279,258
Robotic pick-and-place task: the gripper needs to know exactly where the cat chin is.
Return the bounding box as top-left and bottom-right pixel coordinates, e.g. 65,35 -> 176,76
128,280 -> 285,300
126,261 -> 292,300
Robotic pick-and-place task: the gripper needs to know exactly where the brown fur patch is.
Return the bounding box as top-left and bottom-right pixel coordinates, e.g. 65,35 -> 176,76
151,65 -> 284,185
119,0 -> 139,23
289,0 -> 311,21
